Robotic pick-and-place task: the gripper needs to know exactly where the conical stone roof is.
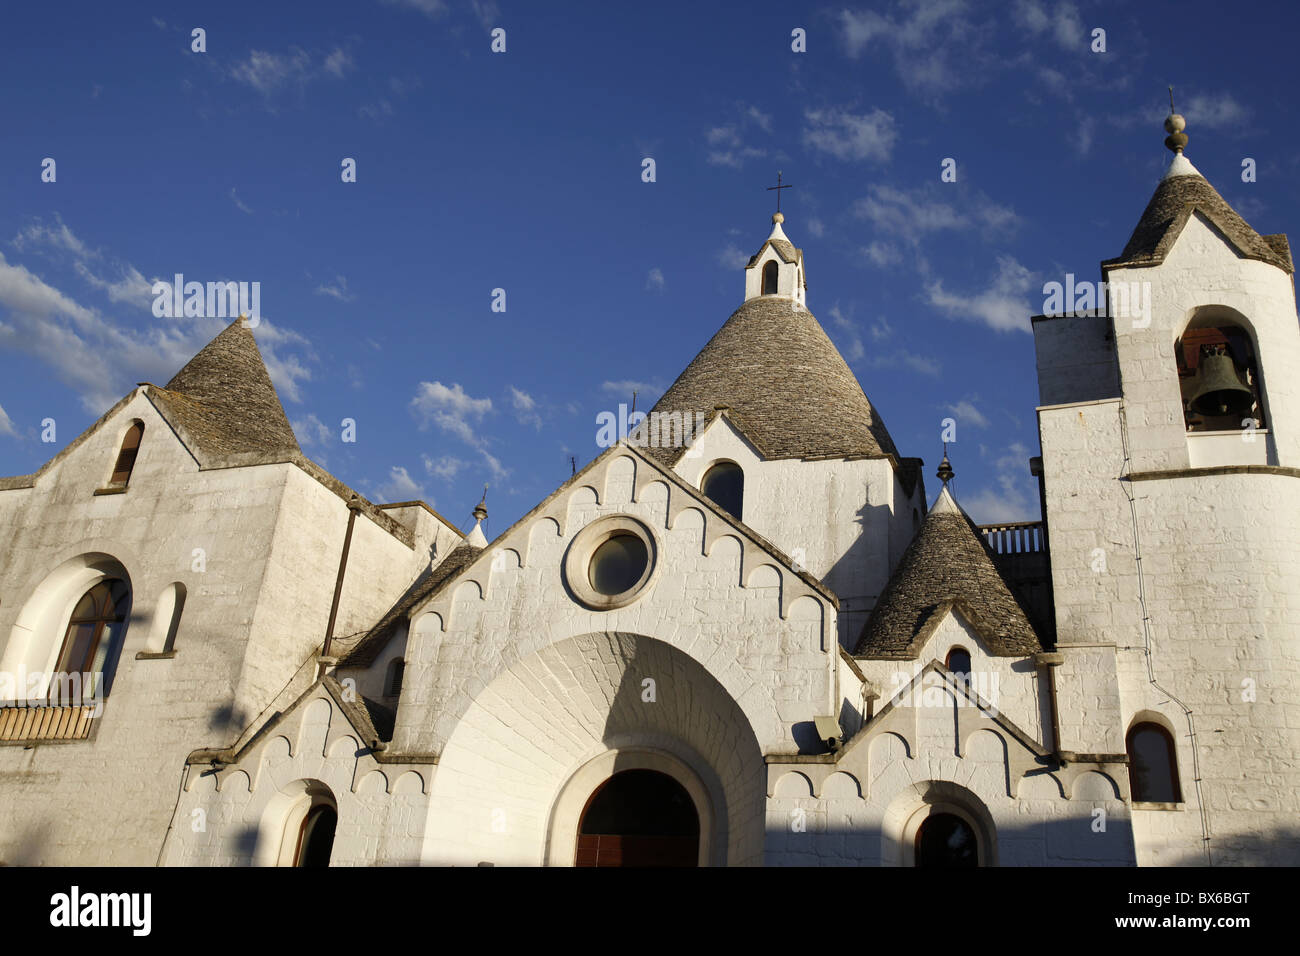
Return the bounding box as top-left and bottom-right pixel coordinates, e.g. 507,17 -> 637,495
1105,157 -> 1293,273
855,487 -> 1040,659
148,318 -> 301,466
645,296 -> 899,466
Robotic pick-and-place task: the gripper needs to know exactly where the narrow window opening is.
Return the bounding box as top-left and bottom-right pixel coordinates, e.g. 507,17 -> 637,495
762,260 -> 779,295
110,422 -> 144,488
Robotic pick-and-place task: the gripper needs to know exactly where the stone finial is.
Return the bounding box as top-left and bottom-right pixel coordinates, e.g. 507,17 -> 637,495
472,485 -> 488,523
772,211 -> 785,224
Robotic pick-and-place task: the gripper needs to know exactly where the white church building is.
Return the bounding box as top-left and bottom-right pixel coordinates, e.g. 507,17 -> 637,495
1,115 -> 1296,866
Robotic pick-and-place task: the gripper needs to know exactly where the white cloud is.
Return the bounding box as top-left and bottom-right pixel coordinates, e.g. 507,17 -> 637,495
0,221 -> 316,413
828,303 -> 865,362
423,454 -> 467,481
961,441 -> 1036,523
315,275 -> 355,301
374,465 -> 427,504
382,0 -> 450,17
292,413 -> 333,447
600,380 -> 662,403
229,188 -> 254,215
12,217 -> 95,258
705,125 -> 766,168
870,318 -> 892,341
0,403 -> 17,438
802,107 -> 897,162
865,348 -> 941,377
1012,0 -> 1085,50
1185,92 -> 1250,129
322,48 -> 353,77
717,243 -> 748,270
926,255 -> 1035,333
946,398 -> 990,428
645,267 -> 665,292
837,2 -> 988,96
863,241 -> 903,268
74,262 -> 153,307
230,48 -> 313,95
471,0 -> 500,29
806,217 -> 825,239
410,381 -> 493,443
745,105 -> 773,133
509,385 -> 542,428
480,448 -> 509,482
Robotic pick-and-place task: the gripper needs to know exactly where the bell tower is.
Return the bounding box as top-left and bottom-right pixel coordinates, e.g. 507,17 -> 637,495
1101,108 -> 1298,471
744,213 -> 807,307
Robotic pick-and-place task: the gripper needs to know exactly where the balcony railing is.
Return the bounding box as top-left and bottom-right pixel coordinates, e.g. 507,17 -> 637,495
0,704 -> 97,742
978,520 -> 1046,555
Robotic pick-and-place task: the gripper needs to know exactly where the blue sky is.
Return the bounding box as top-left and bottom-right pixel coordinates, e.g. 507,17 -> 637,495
2,1 -> 1298,535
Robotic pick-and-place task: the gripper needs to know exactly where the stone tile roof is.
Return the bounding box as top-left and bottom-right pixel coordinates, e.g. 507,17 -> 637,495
1106,171 -> 1293,274
645,296 -> 899,466
746,238 -> 800,268
854,488 -> 1041,659
147,318 -> 301,466
340,542 -> 484,666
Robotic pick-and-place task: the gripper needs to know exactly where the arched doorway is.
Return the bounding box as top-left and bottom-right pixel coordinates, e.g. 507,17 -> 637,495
575,769 -> 699,867
914,812 -> 978,867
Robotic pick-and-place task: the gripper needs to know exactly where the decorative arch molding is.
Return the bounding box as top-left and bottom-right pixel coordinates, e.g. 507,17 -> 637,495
253,778 -> 338,867
545,746 -> 722,867
884,780 -> 999,867
0,552 -> 133,699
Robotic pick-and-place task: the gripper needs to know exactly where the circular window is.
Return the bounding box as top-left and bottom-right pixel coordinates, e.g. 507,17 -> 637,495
564,516 -> 658,610
589,533 -> 649,595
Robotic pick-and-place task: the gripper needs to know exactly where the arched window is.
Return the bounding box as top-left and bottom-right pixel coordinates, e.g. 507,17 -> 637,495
914,812 -> 978,867
701,461 -> 743,521
50,578 -> 130,702
762,260 -> 778,295
109,422 -> 144,488
945,646 -> 972,679
293,804 -> 337,867
1177,322 -> 1265,432
384,657 -> 405,697
1127,722 -> 1182,803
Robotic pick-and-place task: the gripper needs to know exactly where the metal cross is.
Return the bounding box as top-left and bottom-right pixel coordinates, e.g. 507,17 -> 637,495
766,171 -> 792,213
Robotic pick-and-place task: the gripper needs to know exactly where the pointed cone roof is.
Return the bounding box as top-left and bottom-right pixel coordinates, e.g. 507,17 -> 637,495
854,486 -> 1041,658
646,296 -> 898,466
1106,150 -> 1293,274
148,318 -> 301,466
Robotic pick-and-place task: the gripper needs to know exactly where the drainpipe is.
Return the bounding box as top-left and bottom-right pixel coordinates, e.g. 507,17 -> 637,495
319,496 -> 363,678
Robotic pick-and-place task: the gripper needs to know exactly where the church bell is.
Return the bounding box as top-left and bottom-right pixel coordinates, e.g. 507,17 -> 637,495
1188,346 -> 1255,418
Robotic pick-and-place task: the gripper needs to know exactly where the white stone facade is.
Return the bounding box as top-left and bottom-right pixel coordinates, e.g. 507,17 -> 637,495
2,158 -> 1296,866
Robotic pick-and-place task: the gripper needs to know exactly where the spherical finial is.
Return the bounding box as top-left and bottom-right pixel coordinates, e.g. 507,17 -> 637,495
772,211 -> 785,224
1164,87 -> 1188,153
472,484 -> 488,522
